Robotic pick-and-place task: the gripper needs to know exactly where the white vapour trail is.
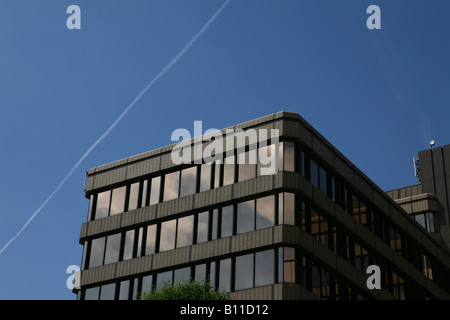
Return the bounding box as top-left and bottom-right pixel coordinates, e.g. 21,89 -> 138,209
0,0 -> 231,255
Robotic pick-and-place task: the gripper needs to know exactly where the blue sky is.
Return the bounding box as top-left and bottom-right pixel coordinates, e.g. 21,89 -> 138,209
1,0 -> 450,299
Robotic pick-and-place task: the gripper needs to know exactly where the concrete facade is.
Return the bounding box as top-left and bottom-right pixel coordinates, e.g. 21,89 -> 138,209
76,112 -> 450,300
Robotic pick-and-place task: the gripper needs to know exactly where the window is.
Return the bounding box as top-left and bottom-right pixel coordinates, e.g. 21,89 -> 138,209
258,144 -> 276,176
95,190 -> 111,219
123,230 -> 135,261
223,155 -> 235,186
180,167 -> 197,197
104,233 -> 121,265
256,195 -> 275,229
145,224 -> 157,255
110,186 -> 126,216
197,211 -> 209,243
174,267 -> 191,284
156,271 -> 173,289
211,209 -> 219,240
118,280 -> 130,300
237,200 -> 255,234
200,164 -> 212,192
149,176 -> 161,205
163,171 -> 180,202
136,227 -> 143,257
310,159 -> 319,188
195,264 -> 207,282
238,150 -> 256,182
414,213 -> 435,232
279,192 -> 295,225
219,258 -> 231,292
255,249 -> 275,287
283,141 -> 295,172
214,161 -> 221,188
176,215 -> 194,248
84,287 -> 100,300
88,237 -> 105,268
319,167 -> 327,195
221,205 -> 234,237
159,220 -> 176,252
141,180 -> 148,207
100,283 -> 116,300
87,195 -> 94,221
141,275 -> 153,295
128,182 -> 140,211
279,247 -> 296,283
235,253 -> 254,291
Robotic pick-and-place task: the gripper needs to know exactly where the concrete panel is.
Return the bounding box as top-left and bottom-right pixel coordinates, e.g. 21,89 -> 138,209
333,152 -> 353,184
312,134 -> 333,165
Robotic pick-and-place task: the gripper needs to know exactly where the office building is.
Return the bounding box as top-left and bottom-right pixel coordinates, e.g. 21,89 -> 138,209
75,111 -> 450,300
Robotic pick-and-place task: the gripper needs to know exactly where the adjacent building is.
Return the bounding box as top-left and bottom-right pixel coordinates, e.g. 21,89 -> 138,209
75,111 -> 450,300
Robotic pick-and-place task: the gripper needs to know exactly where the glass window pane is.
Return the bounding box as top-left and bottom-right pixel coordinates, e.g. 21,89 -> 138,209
284,141 -> 295,172
238,150 -> 256,182
142,275 -> 153,295
141,180 -> 148,207
145,224 -> 157,255
95,190 -> 111,219
136,227 -> 143,257
160,220 -> 176,252
310,159 -> 319,188
87,194 -> 94,221
235,253 -> 254,291
123,230 -> 135,261
197,211 -> 209,243
278,142 -> 284,172
237,200 -> 255,234
219,258 -> 231,293
214,161 -> 221,188
221,205 -> 234,237
89,237 -> 105,268
428,213 -> 435,232
128,182 -> 140,211
177,215 -> 194,248
118,280 -> 130,300
174,267 -> 191,284
212,209 -> 219,240
280,193 -> 295,225
180,167 -> 197,197
200,164 -> 212,192
149,176 -> 161,205
256,195 -> 275,229
223,155 -> 235,186
100,283 -> 115,300
164,171 -> 180,201
255,250 -> 274,287
156,271 -> 173,289
415,214 -> 426,229
319,167 -> 327,195
195,264 -> 207,282
110,186 -> 126,215
84,287 -> 100,300
104,233 -> 121,265
258,144 -> 277,176
132,278 -> 139,300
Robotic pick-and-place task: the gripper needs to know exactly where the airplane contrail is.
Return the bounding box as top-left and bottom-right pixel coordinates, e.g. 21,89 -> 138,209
0,0 -> 231,255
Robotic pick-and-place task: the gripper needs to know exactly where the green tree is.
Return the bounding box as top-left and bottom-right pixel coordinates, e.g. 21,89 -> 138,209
139,279 -> 229,300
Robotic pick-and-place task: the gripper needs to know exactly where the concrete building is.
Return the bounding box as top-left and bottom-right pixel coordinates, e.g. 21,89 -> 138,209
75,111 -> 450,300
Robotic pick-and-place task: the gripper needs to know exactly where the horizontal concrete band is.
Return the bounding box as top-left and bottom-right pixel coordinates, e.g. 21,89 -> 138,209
79,224 -> 400,300
394,193 -> 438,214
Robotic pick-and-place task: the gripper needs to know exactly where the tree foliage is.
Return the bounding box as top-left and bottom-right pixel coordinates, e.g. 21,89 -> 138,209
139,279 -> 229,300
